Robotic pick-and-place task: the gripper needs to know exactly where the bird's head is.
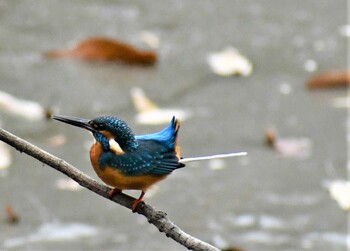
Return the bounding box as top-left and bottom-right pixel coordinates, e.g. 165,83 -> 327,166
52,115 -> 138,153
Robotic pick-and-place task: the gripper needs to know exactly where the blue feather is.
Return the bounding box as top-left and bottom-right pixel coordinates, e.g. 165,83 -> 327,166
100,140 -> 184,176
135,116 -> 177,149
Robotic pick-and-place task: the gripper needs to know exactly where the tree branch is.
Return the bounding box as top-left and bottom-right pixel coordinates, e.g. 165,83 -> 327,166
0,128 -> 220,251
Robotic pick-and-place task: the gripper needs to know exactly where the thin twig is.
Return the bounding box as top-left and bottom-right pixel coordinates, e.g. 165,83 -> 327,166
0,128 -> 220,251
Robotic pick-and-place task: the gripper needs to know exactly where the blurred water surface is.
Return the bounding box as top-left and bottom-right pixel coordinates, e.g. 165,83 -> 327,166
0,1 -> 347,250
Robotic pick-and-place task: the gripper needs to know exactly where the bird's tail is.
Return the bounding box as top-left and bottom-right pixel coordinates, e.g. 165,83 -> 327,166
179,152 -> 247,164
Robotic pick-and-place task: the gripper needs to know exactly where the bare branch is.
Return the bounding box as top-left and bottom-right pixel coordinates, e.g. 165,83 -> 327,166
0,128 -> 220,251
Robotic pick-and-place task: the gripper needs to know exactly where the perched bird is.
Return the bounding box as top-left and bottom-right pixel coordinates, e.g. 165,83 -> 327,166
44,37 -> 157,65
52,115 -> 246,211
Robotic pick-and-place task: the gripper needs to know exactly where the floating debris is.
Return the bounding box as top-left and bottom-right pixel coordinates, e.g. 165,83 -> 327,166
0,90 -> 50,121
130,87 -> 192,125
306,70 -> 350,89
207,47 -> 253,77
47,134 -> 67,147
139,31 -> 160,49
44,37 -> 158,65
212,234 -> 229,249
327,180 -> 350,211
259,215 -> 285,230
233,214 -> 256,228
0,141 -> 12,172
233,214 -> 286,230
265,129 -> 312,158
240,231 -> 290,245
3,221 -> 98,248
55,178 -> 82,191
208,158 -> 226,170
5,205 -> 20,224
303,59 -> 318,72
301,231 -> 347,249
331,97 -> 350,108
279,82 -> 292,95
339,25 -> 350,37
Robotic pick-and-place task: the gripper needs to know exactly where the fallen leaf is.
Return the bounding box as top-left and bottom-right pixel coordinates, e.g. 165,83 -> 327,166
306,70 -> 350,89
44,37 -> 157,65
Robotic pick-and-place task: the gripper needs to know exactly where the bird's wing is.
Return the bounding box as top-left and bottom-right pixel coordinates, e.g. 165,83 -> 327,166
100,140 -> 184,176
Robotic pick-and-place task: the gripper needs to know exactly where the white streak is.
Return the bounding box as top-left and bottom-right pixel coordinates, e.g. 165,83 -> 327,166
109,139 -> 124,155
179,152 -> 247,163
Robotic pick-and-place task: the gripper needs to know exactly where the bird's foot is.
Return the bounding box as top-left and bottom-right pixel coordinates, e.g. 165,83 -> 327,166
131,198 -> 144,212
108,188 -> 122,198
131,191 -> 146,212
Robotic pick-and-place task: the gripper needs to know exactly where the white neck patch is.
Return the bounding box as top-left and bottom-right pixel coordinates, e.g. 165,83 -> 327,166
109,139 -> 125,155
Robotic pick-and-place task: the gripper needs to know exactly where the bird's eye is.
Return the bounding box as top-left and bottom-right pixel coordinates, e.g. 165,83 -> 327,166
89,121 -> 101,130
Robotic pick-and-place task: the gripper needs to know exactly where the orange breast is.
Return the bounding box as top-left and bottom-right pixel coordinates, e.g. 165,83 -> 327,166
89,142 -> 166,191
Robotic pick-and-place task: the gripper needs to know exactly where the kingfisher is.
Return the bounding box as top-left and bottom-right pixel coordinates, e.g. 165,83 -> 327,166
52,115 -> 246,211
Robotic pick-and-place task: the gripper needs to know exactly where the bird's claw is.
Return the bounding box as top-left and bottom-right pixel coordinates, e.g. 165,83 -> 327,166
131,191 -> 146,212
108,188 -> 121,198
131,198 -> 144,212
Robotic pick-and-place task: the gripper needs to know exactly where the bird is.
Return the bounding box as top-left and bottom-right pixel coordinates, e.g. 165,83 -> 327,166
44,37 -> 157,65
52,115 -> 247,211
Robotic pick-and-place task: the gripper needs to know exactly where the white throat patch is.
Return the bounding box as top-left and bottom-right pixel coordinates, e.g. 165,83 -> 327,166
109,139 -> 125,155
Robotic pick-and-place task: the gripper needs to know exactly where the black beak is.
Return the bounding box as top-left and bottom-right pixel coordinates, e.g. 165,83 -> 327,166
52,115 -> 95,132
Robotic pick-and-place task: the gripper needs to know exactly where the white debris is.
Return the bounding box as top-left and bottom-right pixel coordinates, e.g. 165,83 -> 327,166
139,31 -> 160,49
55,178 -> 82,191
274,137 -> 312,158
328,180 -> 350,211
208,158 -> 226,170
233,214 -> 256,227
259,215 -> 286,230
0,90 -> 48,121
339,25 -> 350,37
0,141 -> 12,171
3,221 -> 98,248
266,130 -> 312,158
130,87 -> 192,125
207,47 -> 253,76
304,59 -> 318,72
211,234 -> 229,248
331,97 -> 350,108
279,82 -> 292,95
47,134 -> 67,147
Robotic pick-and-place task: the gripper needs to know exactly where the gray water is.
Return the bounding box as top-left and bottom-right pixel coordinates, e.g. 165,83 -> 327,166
0,1 -> 348,250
